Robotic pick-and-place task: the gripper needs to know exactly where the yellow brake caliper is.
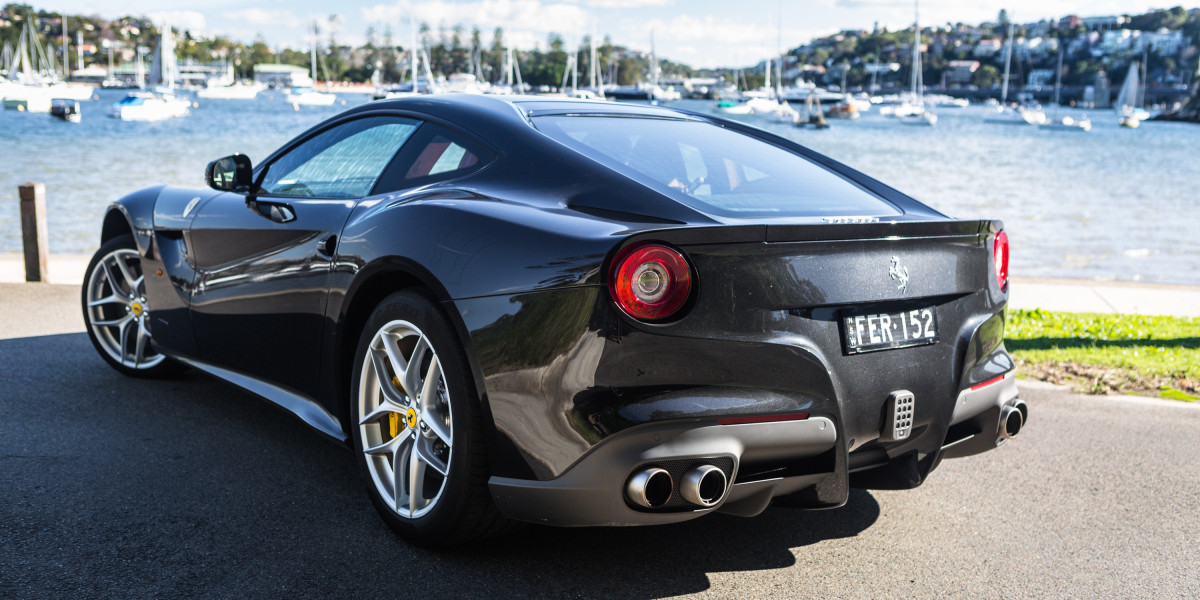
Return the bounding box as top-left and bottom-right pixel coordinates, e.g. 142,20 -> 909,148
388,376 -> 403,438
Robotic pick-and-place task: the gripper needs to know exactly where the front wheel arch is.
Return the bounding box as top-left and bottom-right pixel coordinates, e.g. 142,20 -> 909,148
100,208 -> 134,248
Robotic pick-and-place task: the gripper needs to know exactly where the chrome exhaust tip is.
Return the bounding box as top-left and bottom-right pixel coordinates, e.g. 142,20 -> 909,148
626,467 -> 673,508
999,401 -> 1026,439
680,465 -> 727,508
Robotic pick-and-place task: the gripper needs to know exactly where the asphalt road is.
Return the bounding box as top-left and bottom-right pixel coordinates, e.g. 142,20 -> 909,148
2,282 -> 1198,599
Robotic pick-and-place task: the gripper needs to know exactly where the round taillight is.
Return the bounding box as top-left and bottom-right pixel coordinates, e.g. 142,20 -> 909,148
609,244 -> 692,321
994,230 -> 1009,291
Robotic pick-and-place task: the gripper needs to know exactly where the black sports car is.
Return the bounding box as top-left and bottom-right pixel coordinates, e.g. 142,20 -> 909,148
82,94 -> 1025,545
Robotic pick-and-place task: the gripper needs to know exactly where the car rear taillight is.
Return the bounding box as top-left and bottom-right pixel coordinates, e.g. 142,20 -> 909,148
993,230 -> 1009,291
609,243 -> 692,321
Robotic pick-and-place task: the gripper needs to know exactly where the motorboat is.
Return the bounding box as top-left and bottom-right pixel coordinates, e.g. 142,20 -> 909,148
715,97 -> 753,114
197,84 -> 260,100
287,21 -> 338,106
110,91 -> 190,121
1038,50 -> 1091,132
983,104 -> 1046,125
50,99 -> 81,122
286,86 -> 337,106
112,22 -> 190,121
1039,114 -> 1091,131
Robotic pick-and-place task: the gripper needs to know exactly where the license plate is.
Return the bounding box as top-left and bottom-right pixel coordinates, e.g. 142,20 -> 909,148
843,307 -> 938,354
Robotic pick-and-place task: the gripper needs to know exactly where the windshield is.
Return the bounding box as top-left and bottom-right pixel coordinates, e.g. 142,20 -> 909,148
533,115 -> 900,219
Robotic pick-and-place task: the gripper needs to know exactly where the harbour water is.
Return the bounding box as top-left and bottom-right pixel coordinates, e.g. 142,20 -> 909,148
1,90 -> 1197,285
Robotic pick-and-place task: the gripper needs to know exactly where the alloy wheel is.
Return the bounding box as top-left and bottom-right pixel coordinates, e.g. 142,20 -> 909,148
84,248 -> 165,370
357,319 -> 454,519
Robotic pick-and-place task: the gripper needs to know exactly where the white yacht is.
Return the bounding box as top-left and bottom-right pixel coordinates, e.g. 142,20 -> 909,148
1039,50 -> 1091,132
197,66 -> 259,100
898,4 -> 936,127
1115,61 -> 1147,128
984,21 -> 1045,125
287,86 -> 337,106
111,22 -> 190,121
287,21 -> 337,106
110,91 -> 190,121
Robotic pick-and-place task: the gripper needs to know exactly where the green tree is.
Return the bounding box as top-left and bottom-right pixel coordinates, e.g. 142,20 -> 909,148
973,63 -> 1000,87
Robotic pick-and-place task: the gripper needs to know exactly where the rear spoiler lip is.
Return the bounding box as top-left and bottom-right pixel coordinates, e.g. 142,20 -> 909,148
765,219 -> 1002,243
624,219 -> 1003,247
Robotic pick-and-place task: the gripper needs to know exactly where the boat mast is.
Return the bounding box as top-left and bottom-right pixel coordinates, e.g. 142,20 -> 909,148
310,21 -> 318,86
410,19 -> 418,89
911,0 -> 920,105
1053,47 -> 1063,107
61,13 -> 68,80
1138,49 -> 1147,109
1001,22 -> 1013,105
649,29 -> 658,89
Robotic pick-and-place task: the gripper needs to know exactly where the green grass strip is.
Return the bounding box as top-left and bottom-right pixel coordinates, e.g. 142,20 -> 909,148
1005,309 -> 1200,400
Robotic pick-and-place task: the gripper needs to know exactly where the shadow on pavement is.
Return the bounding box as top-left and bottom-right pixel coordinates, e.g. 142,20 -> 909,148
0,333 -> 879,599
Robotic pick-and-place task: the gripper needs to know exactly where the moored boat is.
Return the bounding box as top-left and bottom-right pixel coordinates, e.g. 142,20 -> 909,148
110,91 -> 190,121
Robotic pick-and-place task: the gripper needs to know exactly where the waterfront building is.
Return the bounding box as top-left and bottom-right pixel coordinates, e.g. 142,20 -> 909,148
1081,16 -> 1130,32
253,64 -> 312,89
972,39 -> 1002,59
944,61 -> 979,86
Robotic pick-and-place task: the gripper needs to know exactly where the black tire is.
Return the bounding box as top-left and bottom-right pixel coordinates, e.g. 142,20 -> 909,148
81,235 -> 184,378
350,290 -> 515,546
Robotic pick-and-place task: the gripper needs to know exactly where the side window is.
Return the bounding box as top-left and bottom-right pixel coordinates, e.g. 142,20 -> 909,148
372,123 -> 491,194
259,116 -> 419,198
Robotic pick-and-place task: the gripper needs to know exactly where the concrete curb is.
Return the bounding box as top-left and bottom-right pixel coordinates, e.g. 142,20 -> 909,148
2,254 -> 1197,318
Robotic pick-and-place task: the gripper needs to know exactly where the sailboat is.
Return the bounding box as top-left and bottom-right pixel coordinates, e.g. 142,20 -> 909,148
384,20 -> 439,98
110,22 -> 191,120
287,21 -> 337,106
900,2 -> 936,126
1039,48 -> 1090,131
715,67 -> 753,114
197,63 -> 259,100
1115,61 -> 1145,128
983,21 -> 1045,125
794,90 -> 829,129
2,20 -> 91,111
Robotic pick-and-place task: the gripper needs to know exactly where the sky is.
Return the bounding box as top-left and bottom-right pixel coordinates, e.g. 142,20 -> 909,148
40,1 -> 1172,68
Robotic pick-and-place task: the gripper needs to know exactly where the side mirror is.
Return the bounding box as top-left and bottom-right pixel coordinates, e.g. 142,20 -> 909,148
205,154 -> 253,193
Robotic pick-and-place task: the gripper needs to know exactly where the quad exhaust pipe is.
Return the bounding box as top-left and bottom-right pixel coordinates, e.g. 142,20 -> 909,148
627,464 -> 730,509
999,400 -> 1028,440
680,465 -> 728,507
626,467 -> 673,508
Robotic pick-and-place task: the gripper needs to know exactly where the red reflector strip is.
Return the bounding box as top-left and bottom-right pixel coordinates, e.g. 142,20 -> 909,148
717,413 -> 810,426
970,375 -> 1006,391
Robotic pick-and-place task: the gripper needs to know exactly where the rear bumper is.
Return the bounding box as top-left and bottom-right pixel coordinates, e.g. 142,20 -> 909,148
940,370 -> 1024,459
489,415 -> 837,527
488,370 -> 1027,527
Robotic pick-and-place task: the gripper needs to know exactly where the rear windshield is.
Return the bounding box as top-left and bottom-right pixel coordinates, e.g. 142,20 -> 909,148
533,115 -> 900,219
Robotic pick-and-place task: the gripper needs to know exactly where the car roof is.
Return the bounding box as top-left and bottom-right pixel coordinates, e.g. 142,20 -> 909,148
353,93 -> 698,125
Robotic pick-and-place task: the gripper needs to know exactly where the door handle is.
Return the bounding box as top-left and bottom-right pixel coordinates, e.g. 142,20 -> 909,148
252,200 -> 296,223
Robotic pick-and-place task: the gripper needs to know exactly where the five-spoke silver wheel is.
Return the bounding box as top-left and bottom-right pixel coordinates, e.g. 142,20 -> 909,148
84,245 -> 165,371
357,319 -> 454,519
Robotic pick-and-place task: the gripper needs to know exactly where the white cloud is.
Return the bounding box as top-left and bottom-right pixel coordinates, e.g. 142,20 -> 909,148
221,8 -> 302,30
362,0 -> 592,48
578,0 -> 671,7
619,14 -> 822,68
145,10 -> 206,33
